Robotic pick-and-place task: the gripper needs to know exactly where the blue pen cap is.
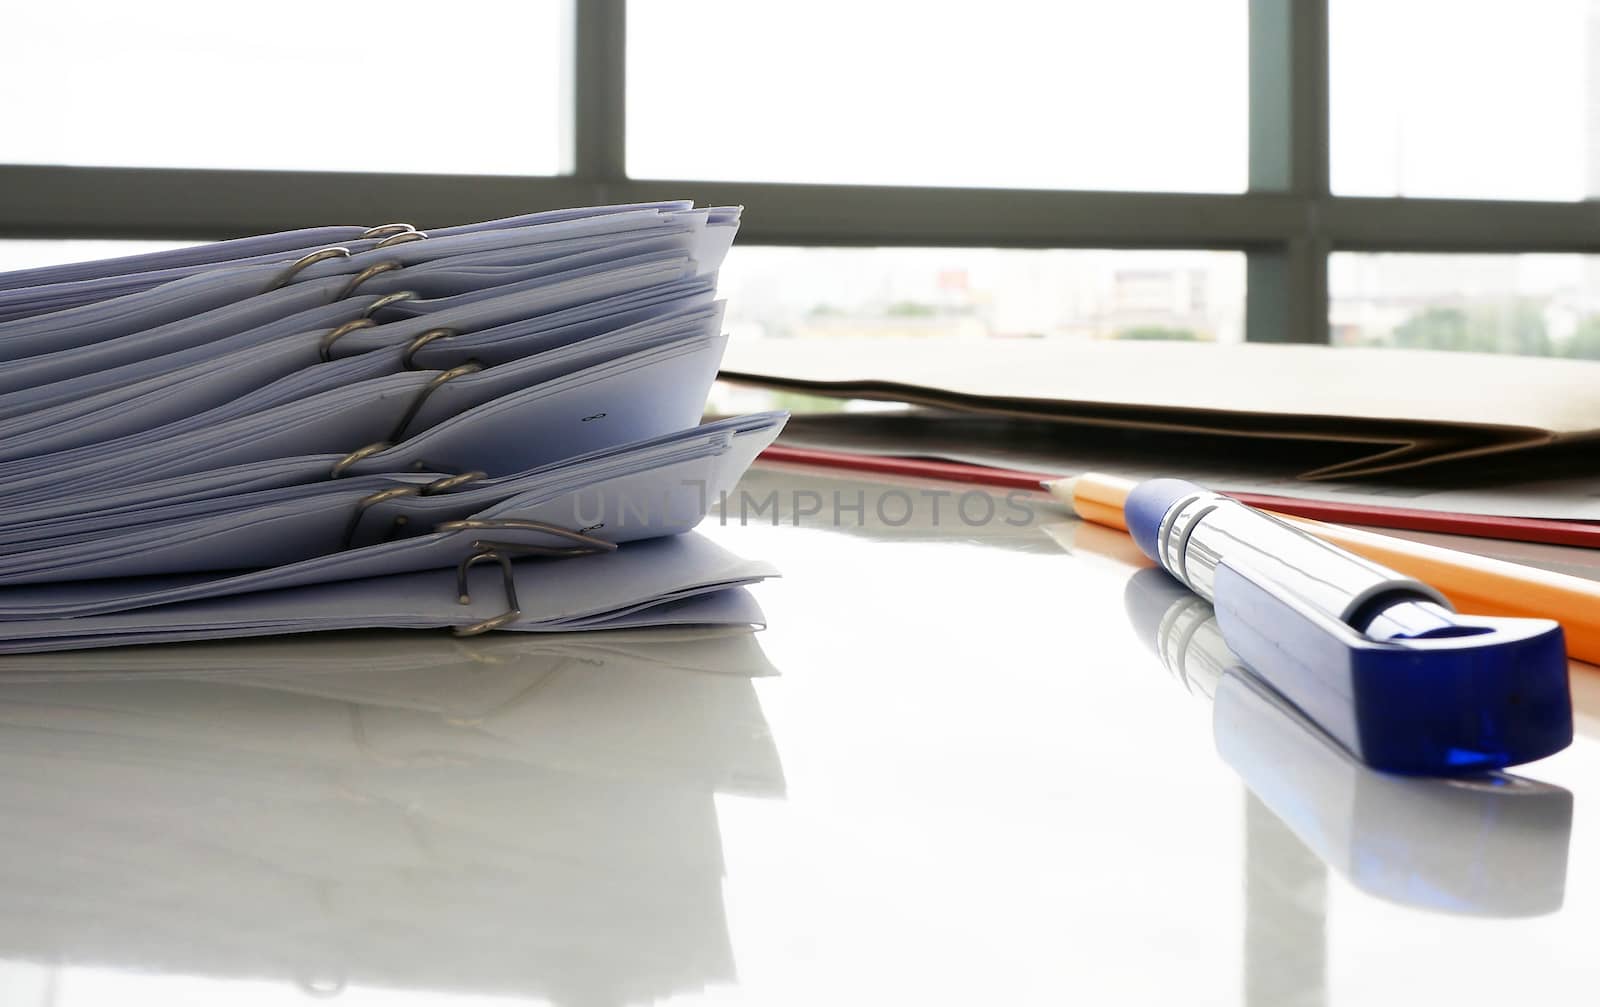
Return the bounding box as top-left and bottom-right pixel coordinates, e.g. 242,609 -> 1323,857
1124,478 -> 1201,563
1213,561 -> 1572,774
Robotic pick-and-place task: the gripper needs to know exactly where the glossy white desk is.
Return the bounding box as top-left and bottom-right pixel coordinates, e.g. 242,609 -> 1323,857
0,463 -> 1594,1006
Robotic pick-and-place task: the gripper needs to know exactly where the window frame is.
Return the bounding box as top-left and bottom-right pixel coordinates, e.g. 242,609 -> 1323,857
2,0 -> 1596,345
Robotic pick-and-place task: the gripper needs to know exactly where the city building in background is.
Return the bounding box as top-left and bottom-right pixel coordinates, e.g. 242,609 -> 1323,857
716,248 -> 1246,346
1330,254 -> 1600,358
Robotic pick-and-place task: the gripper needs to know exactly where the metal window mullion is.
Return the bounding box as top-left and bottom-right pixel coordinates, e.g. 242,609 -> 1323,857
8,164 -> 1600,250
1246,0 -> 1330,344
0,169 -> 1304,244
572,0 -> 627,183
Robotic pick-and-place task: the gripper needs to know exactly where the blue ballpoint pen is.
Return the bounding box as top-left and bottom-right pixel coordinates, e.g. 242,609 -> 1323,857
1120,478 -> 1572,774
1122,567 -> 1572,916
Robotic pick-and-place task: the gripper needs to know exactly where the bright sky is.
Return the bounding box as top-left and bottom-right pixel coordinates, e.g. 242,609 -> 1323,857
0,1 -> 570,175
1330,0 -> 1593,200
627,0 -> 1249,192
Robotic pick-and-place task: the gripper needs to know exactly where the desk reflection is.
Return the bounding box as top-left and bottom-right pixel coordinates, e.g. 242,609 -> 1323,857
0,627 -> 784,1005
1124,567 -> 1572,918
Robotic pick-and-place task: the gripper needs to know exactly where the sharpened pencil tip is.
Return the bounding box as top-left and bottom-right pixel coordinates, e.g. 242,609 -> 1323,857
1041,476 -> 1080,516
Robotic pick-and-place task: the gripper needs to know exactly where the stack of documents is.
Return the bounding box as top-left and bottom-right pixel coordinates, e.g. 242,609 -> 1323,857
0,202 -> 785,652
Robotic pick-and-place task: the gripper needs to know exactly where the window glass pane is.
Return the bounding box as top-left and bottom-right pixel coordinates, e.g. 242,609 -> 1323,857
710,246 -> 1244,413
1330,252 -> 1600,357
719,247 -> 1244,342
1331,0 -> 1594,201
3,1 -> 568,175
628,1 -> 1248,192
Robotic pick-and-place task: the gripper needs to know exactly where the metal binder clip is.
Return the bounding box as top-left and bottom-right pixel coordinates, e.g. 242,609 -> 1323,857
402,327 -> 458,369
374,230 -> 428,249
360,290 -> 417,318
441,519 -> 617,557
454,553 -> 524,635
343,471 -> 489,549
266,246 -> 351,292
318,317 -> 378,362
359,222 -> 416,239
340,467 -> 483,544
335,260 -> 403,300
331,441 -> 392,478
445,520 -> 618,636
388,362 -> 483,442
422,471 -> 485,494
342,485 -> 422,549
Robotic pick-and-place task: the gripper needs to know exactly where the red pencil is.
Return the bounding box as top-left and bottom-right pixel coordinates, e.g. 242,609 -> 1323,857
756,443 -> 1600,550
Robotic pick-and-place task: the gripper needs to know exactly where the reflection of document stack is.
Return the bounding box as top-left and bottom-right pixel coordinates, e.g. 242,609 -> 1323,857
0,203 -> 784,651
0,630 -> 783,1003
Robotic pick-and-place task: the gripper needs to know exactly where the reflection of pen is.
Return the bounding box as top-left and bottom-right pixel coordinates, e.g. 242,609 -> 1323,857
1058,475 -> 1571,774
1124,568 -> 1572,918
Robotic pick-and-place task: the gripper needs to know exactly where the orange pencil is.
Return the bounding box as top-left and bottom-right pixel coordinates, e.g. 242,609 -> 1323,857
1044,472 -> 1600,667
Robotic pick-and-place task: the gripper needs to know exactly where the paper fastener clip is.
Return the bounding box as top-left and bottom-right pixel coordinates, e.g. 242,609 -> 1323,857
444,519 -> 618,635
